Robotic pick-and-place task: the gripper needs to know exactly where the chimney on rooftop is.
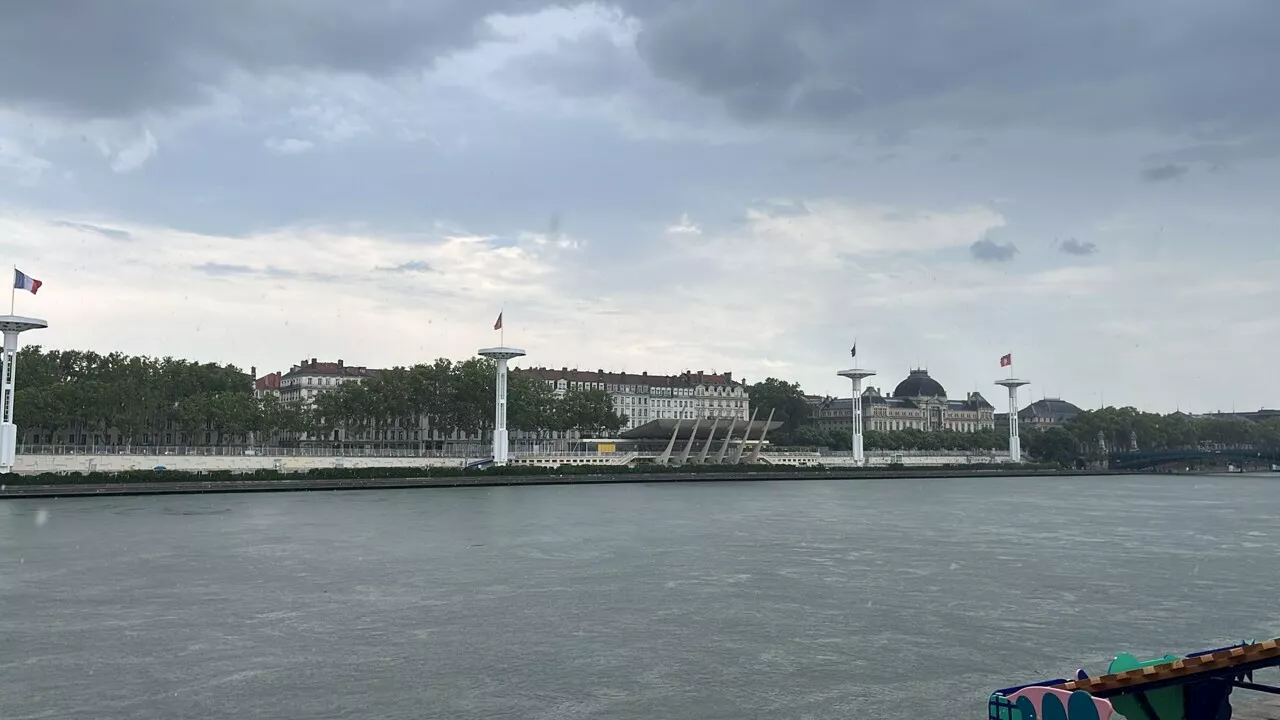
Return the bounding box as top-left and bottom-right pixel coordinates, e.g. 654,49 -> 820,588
311,357 -> 317,365
338,359 -> 344,367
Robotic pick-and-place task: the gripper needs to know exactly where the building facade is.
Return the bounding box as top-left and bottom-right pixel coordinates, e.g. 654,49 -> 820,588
809,369 -> 996,432
278,358 -> 378,406
253,368 -> 280,399
277,358 -> 429,448
1019,398 -> 1083,428
519,368 -> 751,432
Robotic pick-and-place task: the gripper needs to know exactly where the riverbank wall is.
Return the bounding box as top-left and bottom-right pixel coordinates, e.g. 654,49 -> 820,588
2,467 -> 1129,499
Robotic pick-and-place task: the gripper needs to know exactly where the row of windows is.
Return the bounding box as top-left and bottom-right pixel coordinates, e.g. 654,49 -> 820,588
869,421 -> 992,432
548,379 -> 743,398
282,375 -> 359,388
616,397 -> 745,408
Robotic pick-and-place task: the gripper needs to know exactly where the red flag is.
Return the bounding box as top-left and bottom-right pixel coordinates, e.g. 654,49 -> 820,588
493,312 -> 503,331
999,353 -> 1012,368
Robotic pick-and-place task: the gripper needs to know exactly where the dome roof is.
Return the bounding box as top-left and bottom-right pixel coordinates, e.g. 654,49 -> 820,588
893,369 -> 947,398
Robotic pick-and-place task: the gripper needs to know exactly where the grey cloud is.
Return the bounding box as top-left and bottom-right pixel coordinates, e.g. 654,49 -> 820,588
633,3 -> 813,122
612,0 -> 1280,135
1144,137 -> 1280,169
195,262 -> 255,277
504,31 -> 640,98
10,0 -> 1274,141
1059,238 -> 1098,256
0,0 -> 548,118
754,199 -> 810,217
194,262 -> 337,283
787,83 -> 866,122
1141,163 -> 1189,182
377,260 -> 435,273
970,238 -> 1018,262
51,220 -> 133,241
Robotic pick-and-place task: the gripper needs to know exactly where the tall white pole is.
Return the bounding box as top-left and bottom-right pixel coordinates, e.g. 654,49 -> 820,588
1,331 -> 18,471
493,357 -> 509,464
1007,385 -> 1020,460
478,346 -> 526,467
0,316 -> 48,473
838,369 -> 875,467
851,379 -> 864,464
996,378 -> 1029,463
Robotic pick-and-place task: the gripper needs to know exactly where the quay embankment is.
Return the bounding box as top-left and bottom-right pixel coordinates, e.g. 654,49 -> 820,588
1,465 -> 1127,498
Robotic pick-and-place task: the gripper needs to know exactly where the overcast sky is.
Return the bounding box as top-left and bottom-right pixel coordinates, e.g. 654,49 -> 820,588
2,1 -> 1277,412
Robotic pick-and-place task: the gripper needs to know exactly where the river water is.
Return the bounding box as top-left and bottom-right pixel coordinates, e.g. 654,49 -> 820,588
2,474 -> 1278,719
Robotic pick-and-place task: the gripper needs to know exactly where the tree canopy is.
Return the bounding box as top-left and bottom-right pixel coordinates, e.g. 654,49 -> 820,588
14,346 -> 1276,463
745,377 -> 810,428
14,347 -> 626,447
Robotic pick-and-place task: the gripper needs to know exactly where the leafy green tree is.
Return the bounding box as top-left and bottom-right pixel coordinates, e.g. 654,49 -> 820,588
509,372 -> 558,436
747,378 -> 811,428
557,388 -> 626,437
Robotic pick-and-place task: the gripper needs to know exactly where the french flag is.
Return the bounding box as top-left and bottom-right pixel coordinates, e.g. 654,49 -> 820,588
14,269 -> 42,295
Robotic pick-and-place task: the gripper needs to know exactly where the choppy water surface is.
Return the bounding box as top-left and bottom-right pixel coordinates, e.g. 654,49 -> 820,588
3,474 -> 1279,719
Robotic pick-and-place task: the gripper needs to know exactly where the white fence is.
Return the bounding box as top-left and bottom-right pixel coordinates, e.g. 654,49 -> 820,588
15,443 -> 571,459
9,445 -> 1015,475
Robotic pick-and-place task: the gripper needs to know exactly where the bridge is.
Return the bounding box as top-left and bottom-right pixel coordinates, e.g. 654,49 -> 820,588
1109,447 -> 1280,471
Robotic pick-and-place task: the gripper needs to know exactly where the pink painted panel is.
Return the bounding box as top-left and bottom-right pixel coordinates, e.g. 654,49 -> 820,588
1006,686 -> 1114,720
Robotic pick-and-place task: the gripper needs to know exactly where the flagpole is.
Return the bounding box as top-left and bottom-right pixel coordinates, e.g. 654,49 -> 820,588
500,307 -> 505,346
9,267 -> 15,315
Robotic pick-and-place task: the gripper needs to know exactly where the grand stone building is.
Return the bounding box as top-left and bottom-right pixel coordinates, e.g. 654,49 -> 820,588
809,369 -> 995,432
518,368 -> 751,432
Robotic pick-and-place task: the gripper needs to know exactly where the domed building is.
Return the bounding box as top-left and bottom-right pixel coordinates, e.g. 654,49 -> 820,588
860,369 -> 996,432
806,369 -> 997,433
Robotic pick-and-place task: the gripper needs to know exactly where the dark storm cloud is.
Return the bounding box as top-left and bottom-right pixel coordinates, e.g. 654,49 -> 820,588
0,0 -> 549,118
9,0 -> 1275,135
1059,238 -> 1098,256
970,238 -> 1018,262
613,0 -> 1280,133
1141,164 -> 1190,182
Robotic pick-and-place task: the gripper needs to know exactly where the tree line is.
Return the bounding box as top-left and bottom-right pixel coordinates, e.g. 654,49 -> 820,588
18,347 -> 1277,461
14,347 -> 626,448
745,377 -> 1280,463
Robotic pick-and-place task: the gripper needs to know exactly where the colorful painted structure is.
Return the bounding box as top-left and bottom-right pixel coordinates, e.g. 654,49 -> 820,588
989,637 -> 1280,719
